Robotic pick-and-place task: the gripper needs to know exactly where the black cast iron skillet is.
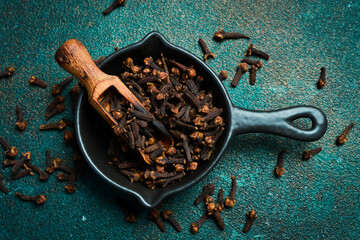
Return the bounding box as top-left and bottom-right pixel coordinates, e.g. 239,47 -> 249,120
75,32 -> 327,208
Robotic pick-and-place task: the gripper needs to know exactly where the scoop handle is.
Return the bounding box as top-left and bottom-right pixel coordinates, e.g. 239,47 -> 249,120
55,39 -> 109,96
231,105 -> 327,141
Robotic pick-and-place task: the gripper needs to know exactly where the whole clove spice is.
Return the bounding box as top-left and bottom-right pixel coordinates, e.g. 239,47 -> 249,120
0,136 -> 18,158
45,150 -> 54,173
243,210 -> 258,233
317,67 -> 326,89
245,44 -> 270,60
161,209 -> 182,232
190,211 -> 208,234
241,58 -> 263,69
0,66 -> 15,78
0,174 -> 9,194
16,192 -> 46,205
218,70 -> 228,81
249,65 -> 258,85
213,30 -> 250,41
40,120 -> 67,130
103,0 -> 126,15
302,146 -> 322,160
29,76 -> 47,88
45,95 -> 65,117
52,76 -> 74,95
25,162 -> 49,181
15,107 -> 27,131
194,183 -> 215,205
46,103 -> 65,120
225,176 -> 237,208
12,168 -> 31,180
198,38 -> 215,61
337,123 -> 354,145
274,149 -> 286,177
149,207 -> 166,232
231,62 -> 248,88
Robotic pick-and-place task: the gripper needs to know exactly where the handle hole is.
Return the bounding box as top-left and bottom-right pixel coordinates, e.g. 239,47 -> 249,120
291,118 -> 313,130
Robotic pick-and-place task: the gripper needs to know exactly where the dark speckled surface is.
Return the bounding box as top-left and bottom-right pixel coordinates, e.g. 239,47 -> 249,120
0,0 -> 359,239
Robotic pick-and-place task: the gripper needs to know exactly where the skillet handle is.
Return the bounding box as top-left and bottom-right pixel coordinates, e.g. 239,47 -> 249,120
231,105 -> 327,141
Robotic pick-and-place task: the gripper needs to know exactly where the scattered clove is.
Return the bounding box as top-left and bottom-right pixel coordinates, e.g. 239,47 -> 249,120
149,207 -> 166,232
103,0 -> 126,15
198,38 -> 215,61
52,76 -> 74,95
231,62 -> 248,88
16,192 -> 46,205
213,30 -> 250,41
218,70 -> 228,81
274,149 -> 286,177
194,183 -> 215,205
0,174 -> 9,194
249,65 -> 258,85
40,120 -> 67,130
302,146 -> 322,160
116,198 -> 137,223
46,103 -> 65,120
243,210 -> 258,233
225,176 -> 237,208
45,150 -> 54,173
245,43 -> 270,60
29,76 -> 47,88
0,66 -> 15,78
337,123 -> 354,145
190,211 -> 208,234
0,136 -> 18,158
317,67 -> 326,89
15,107 -> 27,131
161,209 -> 182,232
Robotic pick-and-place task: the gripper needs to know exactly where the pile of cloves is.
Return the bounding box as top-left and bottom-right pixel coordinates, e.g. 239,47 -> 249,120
104,54 -> 225,188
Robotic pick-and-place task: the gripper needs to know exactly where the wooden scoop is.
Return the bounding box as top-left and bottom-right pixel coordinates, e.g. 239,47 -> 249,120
55,39 -> 173,164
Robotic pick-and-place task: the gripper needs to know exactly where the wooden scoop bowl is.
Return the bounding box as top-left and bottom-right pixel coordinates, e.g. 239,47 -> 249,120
55,39 -> 173,164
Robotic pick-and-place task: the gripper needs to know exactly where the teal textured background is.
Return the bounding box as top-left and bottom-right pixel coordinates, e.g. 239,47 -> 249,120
0,0 -> 359,239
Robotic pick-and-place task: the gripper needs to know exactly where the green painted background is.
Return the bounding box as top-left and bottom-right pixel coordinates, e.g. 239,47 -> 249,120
0,0 -> 359,239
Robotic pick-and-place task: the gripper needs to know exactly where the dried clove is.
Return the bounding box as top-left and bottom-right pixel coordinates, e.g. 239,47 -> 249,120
40,120 -> 67,130
0,66 -> 15,78
337,123 -> 355,145
218,70 -> 228,81
213,30 -> 250,41
45,150 -> 54,173
103,0 -> 126,15
29,76 -> 47,88
302,146 -> 322,160
52,76 -> 74,95
0,137 -> 18,158
241,58 -> 263,69
190,211 -> 208,234
243,210 -> 258,233
245,43 -> 270,60
16,192 -> 46,205
231,62 -> 248,88
249,65 -> 258,85
317,67 -> 326,89
198,38 -> 215,61
46,103 -> 65,120
15,107 -> 27,131
274,149 -> 286,177
194,183 -> 215,205
161,209 -> 182,232
12,168 -> 31,180
149,207 -> 166,232
46,95 -> 65,117
0,174 -> 9,194
225,176 -> 237,208
25,162 -> 49,181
